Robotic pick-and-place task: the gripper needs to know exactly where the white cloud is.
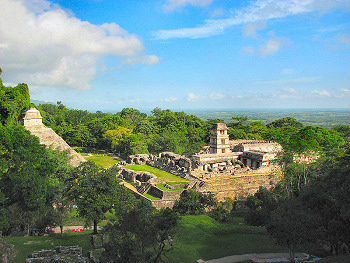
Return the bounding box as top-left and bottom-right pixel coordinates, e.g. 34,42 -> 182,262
242,21 -> 266,38
163,0 -> 214,12
0,0 -> 159,90
337,34 -> 350,48
274,88 -> 299,99
242,33 -> 291,56
187,92 -> 199,101
312,90 -> 331,96
209,92 -> 226,100
210,8 -> 226,18
154,0 -> 350,39
336,88 -> 350,98
257,36 -> 291,56
124,55 -> 161,66
163,97 -> 178,102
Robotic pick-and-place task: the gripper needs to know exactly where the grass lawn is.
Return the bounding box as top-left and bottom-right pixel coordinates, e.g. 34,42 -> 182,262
83,153 -> 119,168
165,215 -> 286,263
3,231 -> 93,262
144,192 -> 162,200
125,164 -> 190,183
4,214 -> 285,263
155,184 -> 184,191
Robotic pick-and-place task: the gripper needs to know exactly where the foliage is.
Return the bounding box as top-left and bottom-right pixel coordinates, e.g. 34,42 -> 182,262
266,117 -> 303,129
208,206 -> 231,222
0,75 -> 30,126
173,190 -> 216,215
0,125 -> 72,235
102,201 -> 178,263
266,199 -> 320,261
245,145 -> 350,257
67,162 -> 122,234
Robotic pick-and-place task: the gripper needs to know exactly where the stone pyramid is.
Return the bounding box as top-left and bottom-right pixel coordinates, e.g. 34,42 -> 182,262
23,108 -> 86,167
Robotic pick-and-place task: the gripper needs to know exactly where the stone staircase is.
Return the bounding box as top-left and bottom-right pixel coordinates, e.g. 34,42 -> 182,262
138,183 -> 152,194
24,125 -> 86,167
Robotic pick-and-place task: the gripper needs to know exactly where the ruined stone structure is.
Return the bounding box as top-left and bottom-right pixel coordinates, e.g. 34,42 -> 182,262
0,238 -> 17,263
123,123 -> 282,203
26,246 -> 88,263
23,108 -> 86,167
209,123 -> 230,154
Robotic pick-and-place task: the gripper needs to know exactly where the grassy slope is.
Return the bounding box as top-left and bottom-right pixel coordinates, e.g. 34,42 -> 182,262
166,215 -> 286,263
125,164 -> 190,183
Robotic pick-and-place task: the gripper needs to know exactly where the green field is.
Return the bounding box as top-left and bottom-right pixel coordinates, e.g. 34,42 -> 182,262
187,109 -> 350,129
125,164 -> 190,183
3,214 -> 284,263
83,153 -> 119,168
143,192 -> 162,200
155,183 -> 185,191
166,215 -> 286,262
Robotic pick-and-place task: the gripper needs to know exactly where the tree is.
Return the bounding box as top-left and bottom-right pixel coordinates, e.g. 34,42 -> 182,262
173,190 -> 216,215
299,148 -> 350,254
266,200 -> 319,261
229,116 -> 249,128
103,126 -> 133,153
102,201 -> 178,263
68,162 -> 121,234
287,126 -> 344,153
0,81 -> 30,126
0,126 -> 72,235
0,126 -> 53,210
267,117 -> 303,129
118,108 -> 147,127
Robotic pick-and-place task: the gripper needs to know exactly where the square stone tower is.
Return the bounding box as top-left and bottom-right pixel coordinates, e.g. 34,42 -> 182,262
209,123 -> 231,154
23,107 -> 43,126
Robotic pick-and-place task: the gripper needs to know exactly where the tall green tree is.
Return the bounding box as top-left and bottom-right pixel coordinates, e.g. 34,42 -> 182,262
68,161 -> 121,234
0,126 -> 71,234
0,78 -> 30,126
173,190 -> 216,215
102,201 -> 178,263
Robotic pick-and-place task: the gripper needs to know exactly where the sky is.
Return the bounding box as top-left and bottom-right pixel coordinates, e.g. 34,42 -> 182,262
1,0 -> 350,112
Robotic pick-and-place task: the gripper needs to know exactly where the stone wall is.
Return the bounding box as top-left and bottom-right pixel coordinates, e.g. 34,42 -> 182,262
124,186 -> 179,209
0,238 -> 17,263
231,140 -> 283,153
26,246 -> 88,263
147,185 -> 185,200
119,168 -> 156,184
201,168 -> 281,202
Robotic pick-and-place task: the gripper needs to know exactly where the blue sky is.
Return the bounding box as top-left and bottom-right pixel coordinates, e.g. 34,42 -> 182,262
1,0 -> 350,112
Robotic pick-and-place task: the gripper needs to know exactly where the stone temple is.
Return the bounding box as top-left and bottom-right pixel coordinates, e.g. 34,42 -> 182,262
123,123 -> 282,207
23,108 -> 86,167
22,109 -> 282,207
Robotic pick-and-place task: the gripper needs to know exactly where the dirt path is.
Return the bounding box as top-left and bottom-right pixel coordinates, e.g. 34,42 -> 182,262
203,252 -> 307,263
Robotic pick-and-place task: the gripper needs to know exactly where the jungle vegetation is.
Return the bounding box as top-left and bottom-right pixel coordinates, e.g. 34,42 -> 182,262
1,69 -> 350,261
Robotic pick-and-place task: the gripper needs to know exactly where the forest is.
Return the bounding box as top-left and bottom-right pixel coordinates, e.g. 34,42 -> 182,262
1,70 -> 350,262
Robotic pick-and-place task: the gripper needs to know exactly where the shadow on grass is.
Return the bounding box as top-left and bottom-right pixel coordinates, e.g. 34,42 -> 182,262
165,215 -> 286,263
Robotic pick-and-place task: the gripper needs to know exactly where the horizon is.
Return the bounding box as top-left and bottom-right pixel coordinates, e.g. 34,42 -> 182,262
31,99 -> 350,115
2,0 -> 350,111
